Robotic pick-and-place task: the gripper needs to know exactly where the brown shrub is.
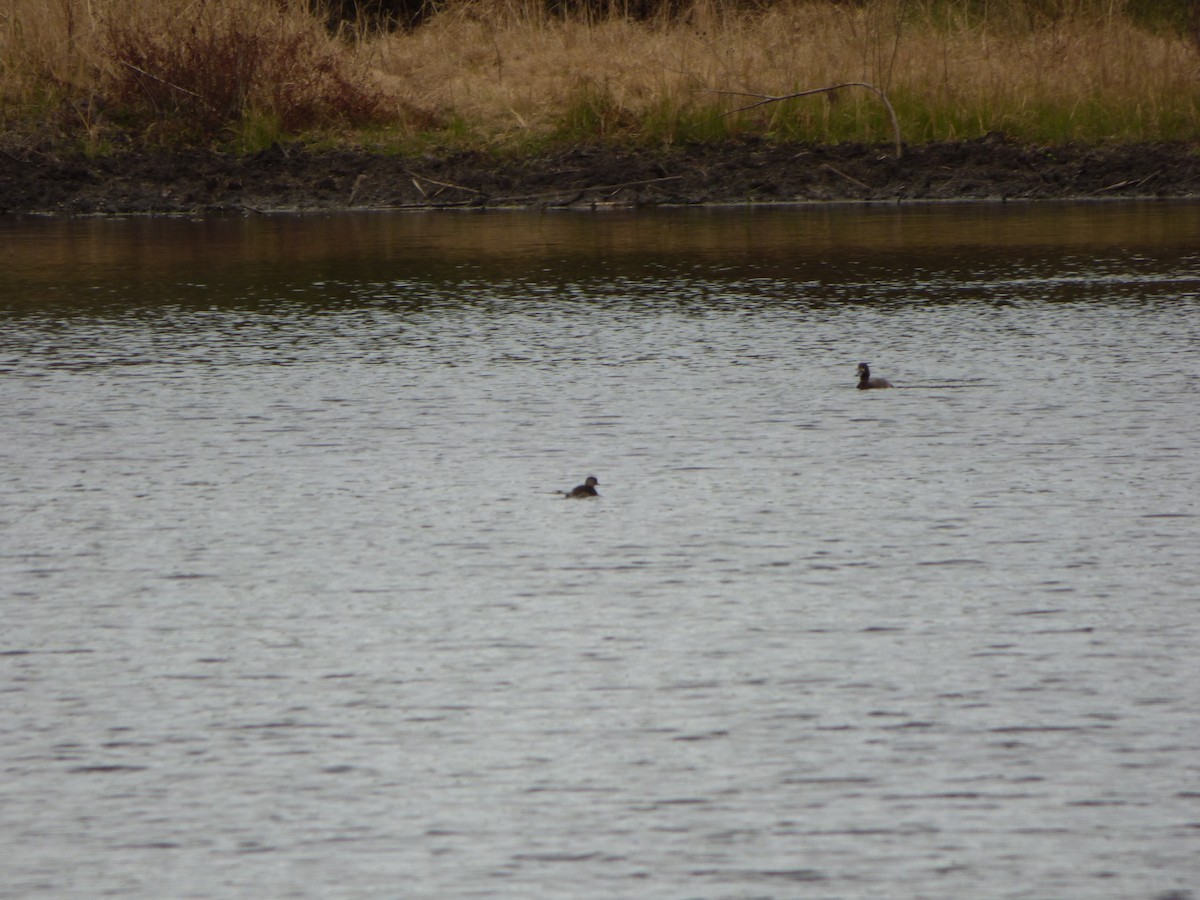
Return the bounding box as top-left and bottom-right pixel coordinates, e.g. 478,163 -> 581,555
103,0 -> 389,139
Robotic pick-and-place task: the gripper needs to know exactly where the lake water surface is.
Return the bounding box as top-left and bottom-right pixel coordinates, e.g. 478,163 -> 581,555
2,203 -> 1199,898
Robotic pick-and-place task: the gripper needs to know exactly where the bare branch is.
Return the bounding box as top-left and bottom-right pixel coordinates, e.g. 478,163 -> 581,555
713,82 -> 903,159
118,59 -> 210,105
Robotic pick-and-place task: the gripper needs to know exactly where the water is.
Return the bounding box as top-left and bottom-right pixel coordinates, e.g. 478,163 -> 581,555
1,203 -> 1199,898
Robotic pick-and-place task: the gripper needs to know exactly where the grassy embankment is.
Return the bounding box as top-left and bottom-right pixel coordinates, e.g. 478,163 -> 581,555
1,0 -> 1197,155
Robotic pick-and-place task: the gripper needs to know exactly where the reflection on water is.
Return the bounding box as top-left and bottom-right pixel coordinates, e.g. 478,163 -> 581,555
2,203 -> 1199,899
5,201 -> 1200,307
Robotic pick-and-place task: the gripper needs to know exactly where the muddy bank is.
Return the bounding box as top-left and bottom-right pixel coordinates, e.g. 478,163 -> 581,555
3,136 -> 1199,215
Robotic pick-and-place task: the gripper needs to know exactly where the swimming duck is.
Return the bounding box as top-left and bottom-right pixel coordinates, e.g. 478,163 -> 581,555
561,476 -> 600,499
856,362 -> 893,390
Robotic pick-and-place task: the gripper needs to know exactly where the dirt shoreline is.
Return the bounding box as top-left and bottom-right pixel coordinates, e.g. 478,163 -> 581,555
3,136 -> 1199,215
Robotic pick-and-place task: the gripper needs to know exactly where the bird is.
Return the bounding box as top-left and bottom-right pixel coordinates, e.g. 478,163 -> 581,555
560,475 -> 600,498
856,362 -> 893,390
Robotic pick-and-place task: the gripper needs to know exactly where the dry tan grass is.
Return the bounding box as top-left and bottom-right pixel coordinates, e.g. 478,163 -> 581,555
373,0 -> 1200,143
2,0 -> 1197,147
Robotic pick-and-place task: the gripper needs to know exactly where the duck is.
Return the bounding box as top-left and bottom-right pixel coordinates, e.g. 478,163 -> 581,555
856,362 -> 893,390
560,476 -> 600,499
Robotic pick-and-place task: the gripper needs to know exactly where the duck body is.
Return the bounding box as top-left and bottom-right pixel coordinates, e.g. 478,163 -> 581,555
562,476 -> 600,498
856,362 -> 893,390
